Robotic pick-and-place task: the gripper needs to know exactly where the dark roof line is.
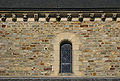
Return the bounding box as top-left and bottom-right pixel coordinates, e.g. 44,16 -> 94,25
0,8 -> 120,11
1,0 -> 120,11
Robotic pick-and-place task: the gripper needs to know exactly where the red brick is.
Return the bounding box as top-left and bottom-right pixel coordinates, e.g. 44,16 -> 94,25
22,47 -> 26,50
42,40 -> 44,42
29,58 -> 34,60
80,25 -> 88,27
40,62 -> 44,65
105,60 -> 112,62
88,60 -> 94,62
87,29 -> 93,31
2,35 -> 5,37
2,24 -> 6,28
0,70 -> 6,73
117,47 -> 120,49
0,31 -> 3,33
45,40 -> 48,42
81,33 -> 86,35
83,49 -> 92,52
30,45 -> 36,47
33,56 -> 36,57
15,38 -> 19,40
44,68 -> 52,70
5,33 -> 9,35
26,47 -> 31,50
104,56 -> 110,58
115,65 -> 119,67
93,73 -> 96,76
101,42 -> 104,44
110,68 -> 115,70
84,35 -> 89,37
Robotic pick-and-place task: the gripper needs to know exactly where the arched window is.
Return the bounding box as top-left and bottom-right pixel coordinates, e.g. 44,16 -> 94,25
59,40 -> 72,73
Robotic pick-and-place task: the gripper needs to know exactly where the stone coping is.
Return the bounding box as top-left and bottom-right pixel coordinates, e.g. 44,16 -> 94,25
0,77 -> 120,81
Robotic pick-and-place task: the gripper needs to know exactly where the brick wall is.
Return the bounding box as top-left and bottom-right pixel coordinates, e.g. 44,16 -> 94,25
0,21 -> 120,77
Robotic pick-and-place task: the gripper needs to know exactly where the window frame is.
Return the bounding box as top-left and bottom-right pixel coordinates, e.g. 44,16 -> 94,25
59,40 -> 72,73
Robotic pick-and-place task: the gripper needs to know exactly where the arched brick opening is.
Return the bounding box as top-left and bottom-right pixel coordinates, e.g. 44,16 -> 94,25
51,32 -> 82,77
59,40 -> 72,73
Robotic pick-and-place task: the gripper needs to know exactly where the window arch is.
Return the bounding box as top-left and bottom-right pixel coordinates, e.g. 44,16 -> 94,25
52,32 -> 80,76
59,40 -> 72,73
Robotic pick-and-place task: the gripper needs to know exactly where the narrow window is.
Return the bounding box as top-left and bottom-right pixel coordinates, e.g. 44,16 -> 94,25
59,40 -> 72,73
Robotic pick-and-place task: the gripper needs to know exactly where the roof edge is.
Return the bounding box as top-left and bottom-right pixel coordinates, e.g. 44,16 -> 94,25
0,8 -> 120,11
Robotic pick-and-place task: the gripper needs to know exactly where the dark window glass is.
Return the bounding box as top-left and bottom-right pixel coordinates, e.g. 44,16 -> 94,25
60,40 -> 72,73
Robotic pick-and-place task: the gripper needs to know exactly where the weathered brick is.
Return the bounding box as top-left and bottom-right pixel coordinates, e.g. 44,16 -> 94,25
29,58 -> 34,60
2,24 -> 6,28
0,30 -> 3,33
80,25 -> 88,27
0,70 -> 6,73
84,35 -> 89,37
93,73 -> 96,76
110,68 -> 115,70
30,45 -> 36,47
22,47 -> 26,50
117,47 -> 120,49
44,68 -> 52,70
88,60 -> 94,62
105,60 -> 112,62
5,33 -> 9,35
40,62 -> 44,65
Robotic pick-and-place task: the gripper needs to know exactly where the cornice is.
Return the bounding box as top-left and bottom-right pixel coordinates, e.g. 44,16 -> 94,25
0,11 -> 120,22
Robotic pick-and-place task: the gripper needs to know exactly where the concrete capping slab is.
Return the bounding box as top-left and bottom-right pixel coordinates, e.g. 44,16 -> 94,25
0,77 -> 120,81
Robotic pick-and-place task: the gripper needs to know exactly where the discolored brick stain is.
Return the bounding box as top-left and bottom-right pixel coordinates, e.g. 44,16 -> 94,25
0,70 -> 6,73
2,24 -> 6,28
110,68 -> 115,70
5,33 -> 9,35
13,53 -> 19,55
80,25 -> 88,27
40,62 -> 44,65
29,58 -> 34,60
84,35 -> 89,37
88,60 -> 94,62
105,60 -> 112,62
93,73 -> 96,76
44,68 -> 52,70
0,30 -> 3,33
117,47 -> 120,49
30,45 -> 36,47
115,65 -> 119,68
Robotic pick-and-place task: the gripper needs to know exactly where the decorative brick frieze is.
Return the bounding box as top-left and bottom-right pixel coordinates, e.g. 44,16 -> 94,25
0,12 -> 120,22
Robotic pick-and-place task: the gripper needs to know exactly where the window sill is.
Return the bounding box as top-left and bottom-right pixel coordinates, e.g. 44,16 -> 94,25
58,73 -> 73,76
